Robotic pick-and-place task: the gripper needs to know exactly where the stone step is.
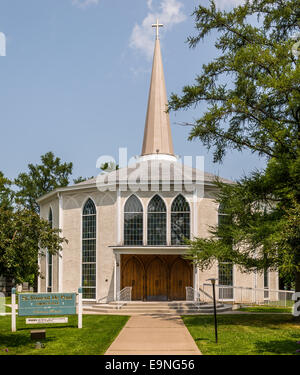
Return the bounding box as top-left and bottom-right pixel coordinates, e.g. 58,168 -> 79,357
90,303 -> 224,310
83,306 -> 232,315
83,303 -> 232,315
109,301 -> 206,306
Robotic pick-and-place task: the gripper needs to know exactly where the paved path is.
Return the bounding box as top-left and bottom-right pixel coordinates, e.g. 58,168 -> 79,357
105,315 -> 201,355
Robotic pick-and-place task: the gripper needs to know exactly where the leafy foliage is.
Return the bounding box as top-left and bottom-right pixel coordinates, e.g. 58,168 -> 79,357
14,152 -> 73,213
169,0 -> 300,289
0,151 -> 73,285
73,176 -> 94,184
0,208 -> 65,285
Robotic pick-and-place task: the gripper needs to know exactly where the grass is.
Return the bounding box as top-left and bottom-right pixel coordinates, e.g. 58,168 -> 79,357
0,314 -> 129,355
238,306 -> 293,313
182,314 -> 300,355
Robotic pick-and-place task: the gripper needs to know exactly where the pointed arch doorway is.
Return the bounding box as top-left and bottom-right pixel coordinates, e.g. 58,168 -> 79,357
120,254 -> 193,301
121,256 -> 144,300
146,257 -> 168,301
170,258 -> 193,300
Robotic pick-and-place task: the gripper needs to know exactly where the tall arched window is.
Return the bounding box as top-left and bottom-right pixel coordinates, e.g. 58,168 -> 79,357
218,203 -> 233,299
147,195 -> 166,245
218,203 -> 228,227
82,198 -> 96,299
47,208 -> 53,292
171,195 -> 190,245
124,195 -> 143,245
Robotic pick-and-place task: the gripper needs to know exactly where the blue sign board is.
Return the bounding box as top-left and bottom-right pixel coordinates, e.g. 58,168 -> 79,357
18,293 -> 76,316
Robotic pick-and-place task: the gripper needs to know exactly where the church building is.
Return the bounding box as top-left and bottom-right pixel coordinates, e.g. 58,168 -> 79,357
37,23 -> 278,303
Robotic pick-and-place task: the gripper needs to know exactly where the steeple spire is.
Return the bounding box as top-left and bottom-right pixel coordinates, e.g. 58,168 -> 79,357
141,21 -> 175,158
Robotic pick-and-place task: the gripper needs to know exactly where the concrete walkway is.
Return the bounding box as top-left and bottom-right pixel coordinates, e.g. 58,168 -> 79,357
105,315 -> 201,355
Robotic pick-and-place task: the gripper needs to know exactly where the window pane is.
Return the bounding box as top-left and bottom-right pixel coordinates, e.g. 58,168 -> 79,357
148,195 -> 166,212
82,199 -> 96,299
83,199 -> 96,215
124,195 -> 143,213
82,239 -> 96,263
218,262 -> 233,299
171,195 -> 190,212
264,269 -> 269,288
147,195 -> 167,245
171,213 -> 190,245
82,215 -> 96,239
82,263 -> 96,287
219,263 -> 233,286
82,288 -> 96,299
124,213 -> 143,245
47,208 -> 53,291
171,196 -> 190,245
147,213 -> 167,245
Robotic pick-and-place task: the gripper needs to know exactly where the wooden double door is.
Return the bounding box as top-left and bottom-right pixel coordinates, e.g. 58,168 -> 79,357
121,254 -> 193,301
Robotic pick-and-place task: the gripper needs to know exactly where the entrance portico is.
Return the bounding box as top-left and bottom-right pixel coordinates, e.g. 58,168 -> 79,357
112,247 -> 198,301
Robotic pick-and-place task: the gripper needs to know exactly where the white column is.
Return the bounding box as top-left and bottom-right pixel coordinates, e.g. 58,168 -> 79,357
11,288 -> 16,332
193,187 -> 198,238
143,200 -> 147,246
116,253 -> 121,299
193,265 -> 199,301
37,253 -> 41,293
167,198 -> 171,245
58,193 -> 63,292
78,287 -> 82,329
117,188 -> 121,245
114,255 -> 117,301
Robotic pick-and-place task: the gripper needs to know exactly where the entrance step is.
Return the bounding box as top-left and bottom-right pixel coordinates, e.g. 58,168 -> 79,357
83,301 -> 232,315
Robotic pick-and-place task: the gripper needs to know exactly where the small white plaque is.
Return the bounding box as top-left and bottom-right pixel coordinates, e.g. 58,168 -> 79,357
26,317 -> 68,324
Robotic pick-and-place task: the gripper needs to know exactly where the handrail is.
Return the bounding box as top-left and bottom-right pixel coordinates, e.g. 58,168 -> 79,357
201,284 -> 295,306
116,286 -> 132,310
186,286 -> 203,310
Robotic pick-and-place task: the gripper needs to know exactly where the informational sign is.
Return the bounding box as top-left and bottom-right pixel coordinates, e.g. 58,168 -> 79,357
18,293 -> 76,316
26,317 -> 68,324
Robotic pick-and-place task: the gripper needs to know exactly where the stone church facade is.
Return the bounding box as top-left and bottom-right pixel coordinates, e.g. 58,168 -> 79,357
37,30 -> 278,303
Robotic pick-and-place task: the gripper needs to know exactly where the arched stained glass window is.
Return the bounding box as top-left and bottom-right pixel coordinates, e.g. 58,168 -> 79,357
218,261 -> 233,299
147,195 -> 167,245
82,198 -> 96,299
171,195 -> 190,245
218,203 -> 229,227
47,208 -> 53,292
124,195 -> 143,246
218,203 -> 234,299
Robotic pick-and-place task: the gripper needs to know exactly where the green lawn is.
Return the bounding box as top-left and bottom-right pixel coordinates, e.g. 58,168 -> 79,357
182,314 -> 300,355
0,314 -> 129,355
238,306 -> 293,313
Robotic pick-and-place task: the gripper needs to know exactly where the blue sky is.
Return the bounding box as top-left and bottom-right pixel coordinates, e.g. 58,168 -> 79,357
0,0 -> 266,182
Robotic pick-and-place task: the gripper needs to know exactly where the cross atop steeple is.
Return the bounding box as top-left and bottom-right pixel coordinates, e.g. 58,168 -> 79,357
152,19 -> 163,40
141,20 -> 175,158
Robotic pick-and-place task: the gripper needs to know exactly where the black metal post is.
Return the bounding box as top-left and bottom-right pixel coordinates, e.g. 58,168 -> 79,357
212,282 -> 218,343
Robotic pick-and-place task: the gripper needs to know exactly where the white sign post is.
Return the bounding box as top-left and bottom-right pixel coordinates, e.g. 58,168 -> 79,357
11,288 -> 16,332
78,287 -> 82,329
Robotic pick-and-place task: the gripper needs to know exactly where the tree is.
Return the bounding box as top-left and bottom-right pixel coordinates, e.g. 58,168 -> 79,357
73,176 -> 94,184
100,162 -> 119,173
0,170 -> 67,286
168,1 -> 300,293
0,172 -> 13,210
0,207 -> 66,285
15,152 -> 73,213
